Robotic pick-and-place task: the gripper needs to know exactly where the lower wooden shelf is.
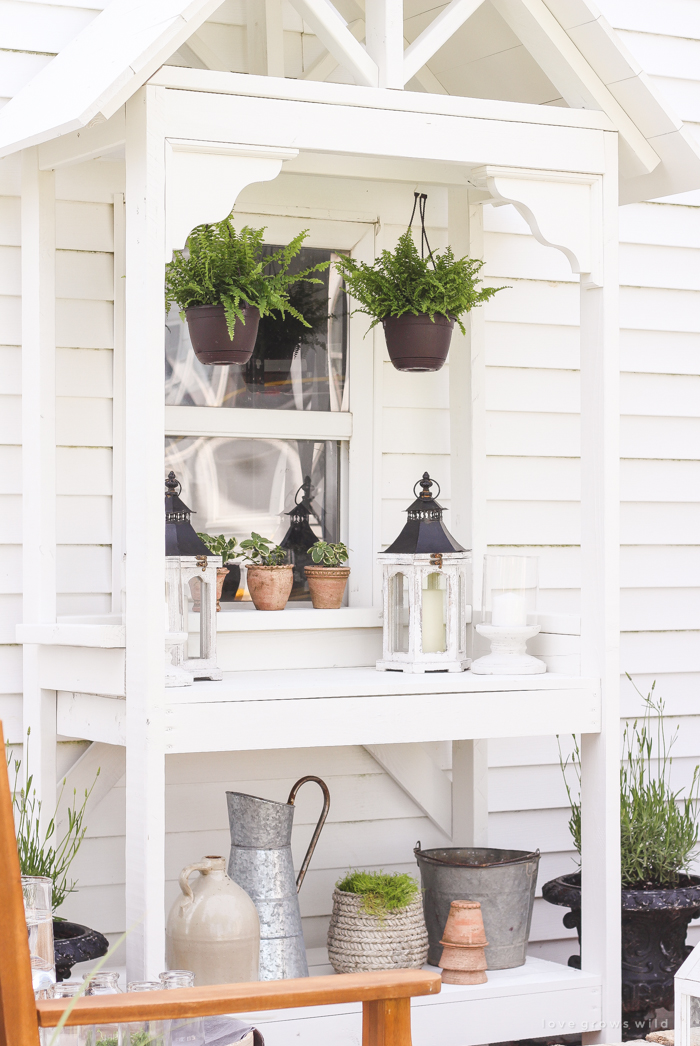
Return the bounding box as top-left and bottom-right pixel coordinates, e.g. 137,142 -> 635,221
243,958 -> 602,1046
56,667 -> 601,750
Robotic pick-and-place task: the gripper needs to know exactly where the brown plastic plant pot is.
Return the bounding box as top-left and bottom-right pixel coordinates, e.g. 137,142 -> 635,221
382,313 -> 455,372
304,566 -> 350,610
186,303 -> 260,365
246,564 -> 294,611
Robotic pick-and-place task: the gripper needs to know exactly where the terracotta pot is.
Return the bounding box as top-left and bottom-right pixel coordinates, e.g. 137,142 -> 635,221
190,566 -> 230,612
246,564 -> 293,611
186,304 -> 260,365
441,968 -> 488,985
441,900 -> 488,946
438,942 -> 488,971
382,313 -> 454,372
304,566 -> 350,609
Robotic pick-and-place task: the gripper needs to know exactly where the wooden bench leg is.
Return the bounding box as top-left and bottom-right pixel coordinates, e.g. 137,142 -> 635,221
362,997 -> 412,1046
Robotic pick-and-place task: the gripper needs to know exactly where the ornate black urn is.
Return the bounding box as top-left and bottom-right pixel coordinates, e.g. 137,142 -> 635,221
54,920 -> 109,981
543,872 -> 700,1039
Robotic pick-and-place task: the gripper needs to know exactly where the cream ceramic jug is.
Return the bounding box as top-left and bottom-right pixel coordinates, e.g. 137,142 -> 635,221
166,855 -> 260,985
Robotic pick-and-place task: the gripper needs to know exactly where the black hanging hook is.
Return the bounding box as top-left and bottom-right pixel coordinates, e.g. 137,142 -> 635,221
407,191 -> 436,267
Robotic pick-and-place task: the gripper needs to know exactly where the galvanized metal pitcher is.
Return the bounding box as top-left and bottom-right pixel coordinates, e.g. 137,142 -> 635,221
226,776 -> 330,981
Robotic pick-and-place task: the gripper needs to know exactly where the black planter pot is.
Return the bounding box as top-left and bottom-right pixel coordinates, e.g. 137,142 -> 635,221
543,872 -> 700,1037
186,304 -> 260,366
382,313 -> 454,372
54,920 -> 109,981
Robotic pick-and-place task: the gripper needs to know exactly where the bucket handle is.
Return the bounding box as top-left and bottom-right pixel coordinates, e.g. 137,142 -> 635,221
414,841 -> 541,867
288,776 -> 331,892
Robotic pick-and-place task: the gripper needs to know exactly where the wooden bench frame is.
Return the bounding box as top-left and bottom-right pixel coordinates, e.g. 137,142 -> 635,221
0,721 -> 440,1046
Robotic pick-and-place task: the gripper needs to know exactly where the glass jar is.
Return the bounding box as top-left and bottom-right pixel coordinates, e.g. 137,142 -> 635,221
124,983 -> 166,1046
50,982 -> 89,1046
159,971 -> 203,1046
22,876 -> 55,998
84,972 -> 122,1046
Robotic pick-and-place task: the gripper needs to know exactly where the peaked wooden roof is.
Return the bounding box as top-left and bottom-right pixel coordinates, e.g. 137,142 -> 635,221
0,0 -> 698,202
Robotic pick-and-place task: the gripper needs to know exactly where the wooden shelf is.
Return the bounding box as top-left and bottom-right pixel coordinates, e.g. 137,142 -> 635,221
243,958 -> 602,1046
56,666 -> 600,751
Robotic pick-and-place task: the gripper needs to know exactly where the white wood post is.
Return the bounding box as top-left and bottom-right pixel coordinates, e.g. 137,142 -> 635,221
579,133 -> 621,1043
246,0 -> 285,77
21,147 -> 57,818
111,193 -> 126,615
365,0 -> 404,88
452,740 -> 489,846
124,86 -> 168,980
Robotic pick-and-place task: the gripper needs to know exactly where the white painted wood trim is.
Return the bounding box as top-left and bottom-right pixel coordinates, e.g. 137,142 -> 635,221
37,109 -> 126,170
21,147 -> 57,822
55,742 -> 126,841
164,405 -> 353,440
17,624 -> 126,647
403,0 -> 485,86
579,132 -> 621,1042
452,739 -> 489,846
365,0 -> 404,89
246,0 -> 285,78
364,743 -> 452,836
286,0 -> 379,87
112,193 -> 126,614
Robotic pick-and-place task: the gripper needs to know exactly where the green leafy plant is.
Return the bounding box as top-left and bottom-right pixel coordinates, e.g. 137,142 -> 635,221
559,677 -> 700,887
164,219 -> 329,338
336,870 -> 420,916
308,540 -> 349,567
334,229 -> 504,335
240,532 -> 287,566
197,532 -> 239,562
8,730 -> 99,913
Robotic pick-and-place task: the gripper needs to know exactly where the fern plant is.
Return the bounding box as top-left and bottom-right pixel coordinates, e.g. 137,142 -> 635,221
164,218 -> 329,338
334,230 -> 503,335
559,677 -> 700,887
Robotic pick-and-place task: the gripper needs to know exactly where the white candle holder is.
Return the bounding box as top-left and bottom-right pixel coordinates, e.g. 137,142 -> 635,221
471,555 -> 546,676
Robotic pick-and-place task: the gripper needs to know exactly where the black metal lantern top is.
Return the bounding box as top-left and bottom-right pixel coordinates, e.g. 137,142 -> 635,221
279,476 -> 319,553
381,472 -> 466,555
165,471 -> 211,557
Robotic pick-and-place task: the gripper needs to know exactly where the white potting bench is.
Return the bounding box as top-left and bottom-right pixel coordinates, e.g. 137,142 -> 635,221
7,0 -> 700,1040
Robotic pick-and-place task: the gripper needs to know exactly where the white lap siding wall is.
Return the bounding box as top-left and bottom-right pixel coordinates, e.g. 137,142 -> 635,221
1,0 -> 700,966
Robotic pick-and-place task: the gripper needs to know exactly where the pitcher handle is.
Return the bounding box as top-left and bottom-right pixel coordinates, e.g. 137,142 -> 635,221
287,776 -> 331,892
178,860 -> 211,907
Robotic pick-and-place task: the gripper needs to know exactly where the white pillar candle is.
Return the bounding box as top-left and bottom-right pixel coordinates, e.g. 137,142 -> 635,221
422,583 -> 446,653
491,590 -> 527,627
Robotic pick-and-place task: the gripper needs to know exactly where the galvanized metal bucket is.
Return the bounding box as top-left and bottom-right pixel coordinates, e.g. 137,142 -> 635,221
227,777 -> 330,981
414,843 -> 540,969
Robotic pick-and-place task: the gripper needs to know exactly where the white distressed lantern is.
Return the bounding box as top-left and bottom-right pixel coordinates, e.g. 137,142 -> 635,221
471,554 -> 545,675
377,473 -> 470,674
165,472 -> 222,683
676,940 -> 700,1046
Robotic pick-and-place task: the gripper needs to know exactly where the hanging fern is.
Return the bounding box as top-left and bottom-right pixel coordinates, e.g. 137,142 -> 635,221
334,230 -> 505,335
164,218 -> 329,338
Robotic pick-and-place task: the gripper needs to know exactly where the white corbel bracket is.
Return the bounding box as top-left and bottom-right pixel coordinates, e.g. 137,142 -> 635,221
469,165 -> 602,288
165,140 -> 299,262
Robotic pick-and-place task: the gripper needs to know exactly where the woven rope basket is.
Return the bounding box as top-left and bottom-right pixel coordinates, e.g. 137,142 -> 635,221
327,888 -> 429,973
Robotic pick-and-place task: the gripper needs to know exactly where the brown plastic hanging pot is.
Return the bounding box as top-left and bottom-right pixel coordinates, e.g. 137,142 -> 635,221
382,313 -> 455,372
186,303 -> 260,365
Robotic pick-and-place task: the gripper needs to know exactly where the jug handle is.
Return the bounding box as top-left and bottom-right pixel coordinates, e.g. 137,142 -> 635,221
178,861 -> 211,906
287,776 -> 330,893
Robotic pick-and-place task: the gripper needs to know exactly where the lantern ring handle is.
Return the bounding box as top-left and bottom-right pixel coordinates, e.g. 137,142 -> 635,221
414,478 -> 440,499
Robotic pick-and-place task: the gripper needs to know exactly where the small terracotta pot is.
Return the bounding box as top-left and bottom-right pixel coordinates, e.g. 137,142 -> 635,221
186,303 -> 260,365
382,313 -> 454,372
189,567 -> 230,612
438,942 -> 488,972
304,566 -> 350,609
441,968 -> 488,985
246,564 -> 293,611
441,900 -> 488,946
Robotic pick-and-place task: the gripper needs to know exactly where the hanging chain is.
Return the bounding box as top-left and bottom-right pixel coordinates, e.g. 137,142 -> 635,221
408,190 -> 436,267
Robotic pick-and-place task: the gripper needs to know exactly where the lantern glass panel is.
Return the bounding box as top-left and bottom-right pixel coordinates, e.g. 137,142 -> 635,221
421,572 -> 447,654
389,572 -> 410,653
165,247 -> 348,413
164,436 -> 340,601
482,555 -> 539,626
691,995 -> 700,1029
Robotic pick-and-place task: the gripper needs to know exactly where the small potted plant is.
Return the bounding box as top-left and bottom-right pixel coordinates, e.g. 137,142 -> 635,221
239,533 -> 292,611
305,540 -> 350,609
165,219 -> 328,367
327,870 -> 428,973
334,193 -> 504,372
195,533 -> 240,609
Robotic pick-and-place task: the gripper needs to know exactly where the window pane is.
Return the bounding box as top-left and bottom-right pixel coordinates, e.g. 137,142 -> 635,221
165,247 -> 348,412
165,436 -> 341,602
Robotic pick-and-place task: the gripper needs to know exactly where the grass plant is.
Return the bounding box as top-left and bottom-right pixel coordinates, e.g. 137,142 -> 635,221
559,677 -> 700,887
336,870 -> 420,916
